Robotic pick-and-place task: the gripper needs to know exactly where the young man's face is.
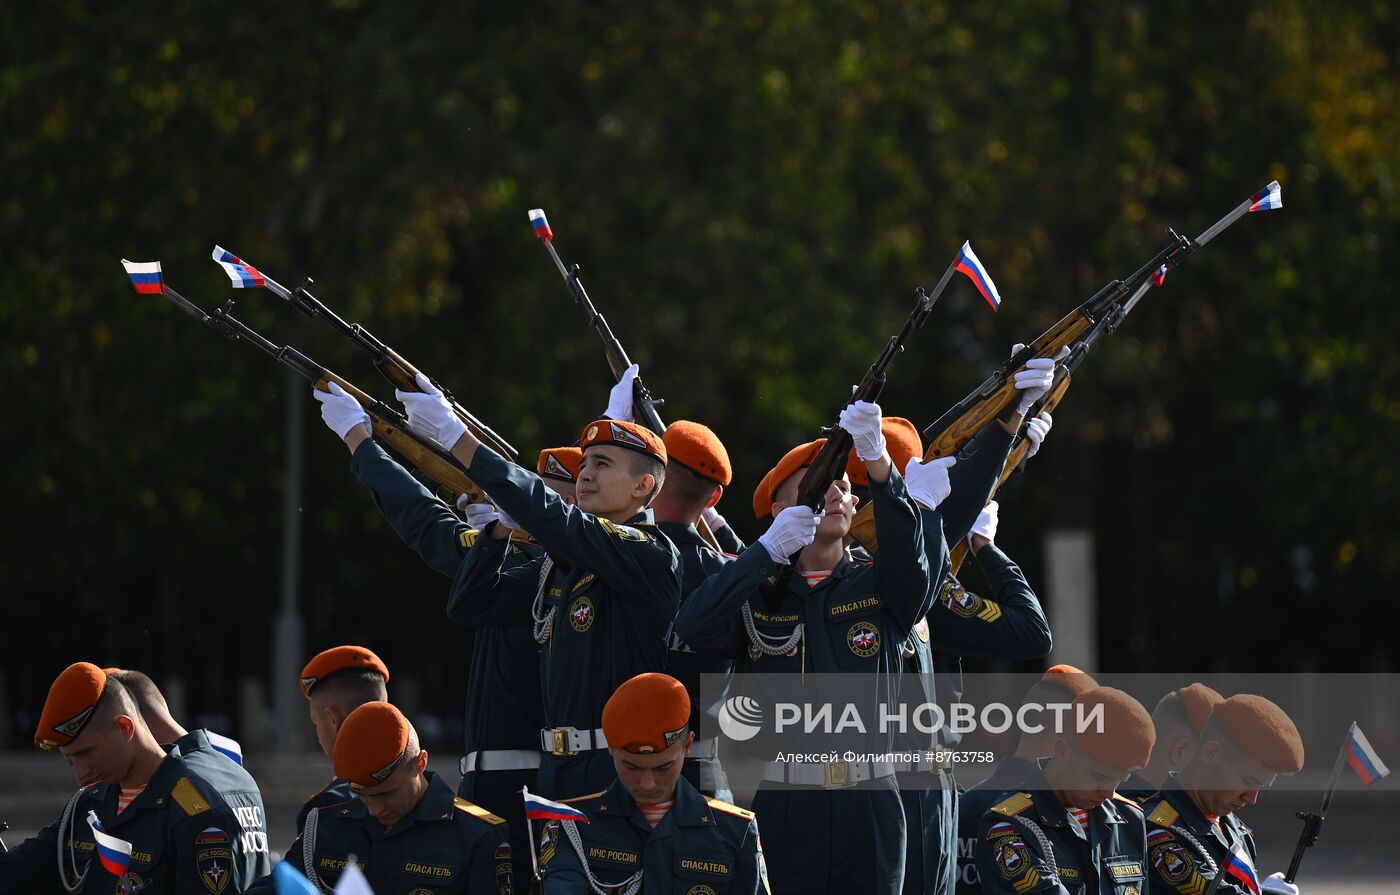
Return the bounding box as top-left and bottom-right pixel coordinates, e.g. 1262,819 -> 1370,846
610,732 -> 693,807
60,715 -> 136,787
577,445 -> 651,517
1050,738 -> 1132,810
355,751 -> 429,829
772,470 -> 858,540
1192,741 -> 1277,816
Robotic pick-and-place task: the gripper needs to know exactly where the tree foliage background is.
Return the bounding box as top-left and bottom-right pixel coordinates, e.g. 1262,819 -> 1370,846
2,1 -> 1395,745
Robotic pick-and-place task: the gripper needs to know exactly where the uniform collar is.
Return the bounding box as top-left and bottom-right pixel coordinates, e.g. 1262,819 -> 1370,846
598,775 -> 712,837
657,521 -> 708,549
172,728 -> 212,754
107,743 -> 189,828
1025,761 -> 1127,832
1161,781 -> 1249,847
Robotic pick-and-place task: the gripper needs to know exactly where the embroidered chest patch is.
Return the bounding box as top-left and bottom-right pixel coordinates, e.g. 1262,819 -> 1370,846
847,621 -> 880,657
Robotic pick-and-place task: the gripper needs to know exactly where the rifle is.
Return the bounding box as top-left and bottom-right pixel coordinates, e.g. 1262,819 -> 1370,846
528,209 -> 721,548
209,246 -> 518,461
527,211 -> 666,434
124,263 -> 491,505
849,181 -> 1283,552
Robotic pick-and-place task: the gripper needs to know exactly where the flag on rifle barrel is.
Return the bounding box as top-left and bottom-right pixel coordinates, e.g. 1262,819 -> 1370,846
523,788 -> 589,823
1248,181 -> 1282,213
86,811 -> 133,878
528,208 -> 554,241
121,260 -> 163,295
1343,722 -> 1390,785
1151,263 -> 1168,287
211,245 -> 266,289
954,241 -> 1002,312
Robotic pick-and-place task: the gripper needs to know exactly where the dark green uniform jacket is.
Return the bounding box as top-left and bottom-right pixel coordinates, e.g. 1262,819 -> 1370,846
956,755 -> 1040,895
1140,783 -> 1260,895
0,739 -> 271,894
247,771 -> 510,895
350,438 -> 545,756
451,447 -> 682,798
975,764 -> 1149,895
540,775 -> 766,894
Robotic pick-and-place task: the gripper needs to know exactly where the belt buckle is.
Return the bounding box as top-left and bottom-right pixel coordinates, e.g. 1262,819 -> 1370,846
824,760 -> 853,788
550,727 -> 577,757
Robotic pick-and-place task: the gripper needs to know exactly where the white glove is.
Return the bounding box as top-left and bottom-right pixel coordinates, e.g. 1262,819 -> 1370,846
605,363 -> 639,422
701,505 -> 727,532
455,498 -> 500,530
969,500 -> 999,543
1262,872 -> 1299,895
758,505 -> 822,565
838,399 -> 886,462
396,372 -> 467,450
313,382 -> 370,439
904,456 -> 956,510
1011,344 -> 1069,415
1024,411 -> 1053,458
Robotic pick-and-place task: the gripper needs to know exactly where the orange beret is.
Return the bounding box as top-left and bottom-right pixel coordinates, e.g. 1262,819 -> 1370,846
1042,664 -> 1100,698
1213,694 -> 1304,773
663,421 -> 732,486
1073,687 -> 1155,772
1177,683 -> 1225,736
752,439 -> 827,518
300,645 -> 390,698
102,667 -> 123,676
847,417 -> 923,487
580,419 -> 666,464
35,662 -> 108,751
603,673 -> 691,754
333,701 -> 412,789
537,446 -> 583,483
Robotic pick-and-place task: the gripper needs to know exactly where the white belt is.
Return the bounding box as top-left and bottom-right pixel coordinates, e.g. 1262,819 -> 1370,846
686,738 -> 719,761
460,749 -> 543,774
762,759 -> 897,789
540,726 -> 608,756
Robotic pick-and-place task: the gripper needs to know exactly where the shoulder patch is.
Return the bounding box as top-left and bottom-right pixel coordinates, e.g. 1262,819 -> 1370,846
459,529 -> 479,549
598,518 -> 650,542
453,797 -> 506,825
560,790 -> 606,805
1147,801 -> 1180,828
171,777 -> 212,816
704,796 -> 755,821
991,792 -> 1035,818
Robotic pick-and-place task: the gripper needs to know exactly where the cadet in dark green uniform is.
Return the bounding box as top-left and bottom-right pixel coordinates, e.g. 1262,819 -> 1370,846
0,663 -> 271,894
1140,695 -> 1304,895
294,646 -> 391,832
315,382 -> 563,889
956,666 -> 1099,895
650,419 -> 742,800
1118,683 -> 1224,803
250,701 -> 511,895
975,687 -> 1154,895
400,376 -> 682,801
674,401 -> 946,895
540,673 -> 768,894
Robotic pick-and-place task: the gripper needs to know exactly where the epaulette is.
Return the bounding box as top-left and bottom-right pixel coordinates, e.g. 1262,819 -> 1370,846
1147,801 -> 1180,828
991,792 -> 1035,817
171,777 -> 212,816
561,790 -> 606,805
453,797 -> 506,825
705,796 -> 755,821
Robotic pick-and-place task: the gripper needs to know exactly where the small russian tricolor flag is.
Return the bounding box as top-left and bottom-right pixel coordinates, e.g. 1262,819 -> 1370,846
522,788 -> 589,823
1221,846 -> 1261,895
955,241 -> 1002,312
121,260 -> 164,295
1151,263 -> 1168,287
1343,722 -> 1390,785
206,730 -> 244,766
86,810 -> 133,878
1248,181 -> 1282,213
211,245 -> 266,289
528,208 -> 553,241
